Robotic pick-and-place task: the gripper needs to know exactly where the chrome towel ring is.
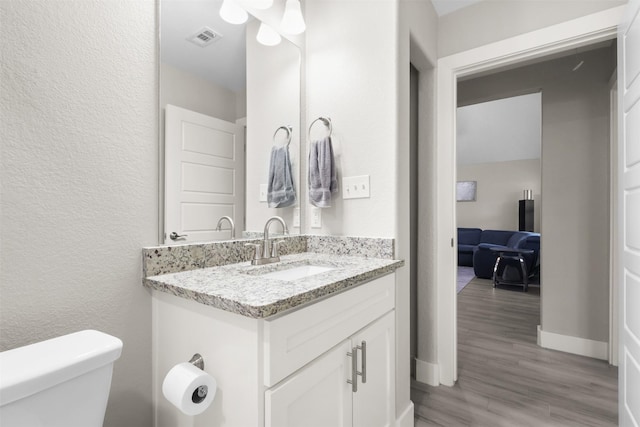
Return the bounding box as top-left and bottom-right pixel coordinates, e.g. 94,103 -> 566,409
273,125 -> 292,147
308,117 -> 332,139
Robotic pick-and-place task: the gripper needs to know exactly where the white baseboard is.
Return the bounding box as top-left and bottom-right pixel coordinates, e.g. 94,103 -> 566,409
537,325 -> 608,360
396,401 -> 415,427
415,358 -> 439,386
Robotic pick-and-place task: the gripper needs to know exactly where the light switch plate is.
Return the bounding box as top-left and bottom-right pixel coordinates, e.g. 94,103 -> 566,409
293,208 -> 300,227
311,207 -> 322,228
342,175 -> 370,199
259,184 -> 268,202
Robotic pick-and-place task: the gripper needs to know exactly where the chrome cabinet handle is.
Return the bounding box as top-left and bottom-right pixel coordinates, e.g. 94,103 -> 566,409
347,346 -> 359,392
169,232 -> 188,241
359,341 -> 367,383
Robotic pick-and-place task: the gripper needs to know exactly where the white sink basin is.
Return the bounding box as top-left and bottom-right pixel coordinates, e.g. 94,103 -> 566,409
261,265 -> 334,281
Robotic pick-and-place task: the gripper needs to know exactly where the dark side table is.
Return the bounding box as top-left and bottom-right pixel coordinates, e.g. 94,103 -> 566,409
489,247 -> 534,292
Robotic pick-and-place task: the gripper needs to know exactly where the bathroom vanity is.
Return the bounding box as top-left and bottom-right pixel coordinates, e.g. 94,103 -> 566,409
143,236 -> 403,427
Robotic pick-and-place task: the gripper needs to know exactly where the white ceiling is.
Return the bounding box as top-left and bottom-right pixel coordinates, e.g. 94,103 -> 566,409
457,93 -> 542,165
430,0 -> 483,16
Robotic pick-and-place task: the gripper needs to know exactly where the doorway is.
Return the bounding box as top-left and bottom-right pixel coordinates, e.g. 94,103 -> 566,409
434,8 -> 622,385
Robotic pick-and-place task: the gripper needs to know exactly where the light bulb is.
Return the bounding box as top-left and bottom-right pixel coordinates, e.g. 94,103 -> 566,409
219,0 -> 248,25
280,0 -> 305,35
256,23 -> 282,46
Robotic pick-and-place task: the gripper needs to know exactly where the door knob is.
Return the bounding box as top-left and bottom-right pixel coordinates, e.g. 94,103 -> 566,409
169,232 -> 188,241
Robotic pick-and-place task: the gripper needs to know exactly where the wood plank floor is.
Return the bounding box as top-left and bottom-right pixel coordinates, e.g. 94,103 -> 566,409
412,278 -> 618,427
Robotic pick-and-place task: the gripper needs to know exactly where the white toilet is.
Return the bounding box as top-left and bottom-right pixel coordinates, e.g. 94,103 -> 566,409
0,329 -> 123,427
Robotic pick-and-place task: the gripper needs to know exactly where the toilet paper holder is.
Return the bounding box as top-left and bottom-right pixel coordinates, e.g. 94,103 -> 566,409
188,353 -> 208,404
189,353 -> 204,370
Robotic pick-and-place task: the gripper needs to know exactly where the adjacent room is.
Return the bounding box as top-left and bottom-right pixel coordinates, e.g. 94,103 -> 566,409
455,92 -> 542,294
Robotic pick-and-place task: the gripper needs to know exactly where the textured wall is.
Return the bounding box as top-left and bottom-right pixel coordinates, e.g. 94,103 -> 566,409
0,1 -> 157,425
458,46 -> 615,343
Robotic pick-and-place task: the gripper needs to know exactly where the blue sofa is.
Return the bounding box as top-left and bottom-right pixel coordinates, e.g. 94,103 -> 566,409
457,228 -> 482,267
457,228 -> 540,279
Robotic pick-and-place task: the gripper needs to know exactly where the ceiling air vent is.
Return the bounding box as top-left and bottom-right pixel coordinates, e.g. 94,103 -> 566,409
187,27 -> 223,47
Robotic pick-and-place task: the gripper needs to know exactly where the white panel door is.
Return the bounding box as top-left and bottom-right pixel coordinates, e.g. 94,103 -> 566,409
164,105 -> 245,244
619,0 -> 640,425
352,311 -> 395,427
265,340 -> 353,427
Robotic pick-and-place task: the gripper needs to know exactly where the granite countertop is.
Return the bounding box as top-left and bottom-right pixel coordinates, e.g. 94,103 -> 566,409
144,252 -> 404,319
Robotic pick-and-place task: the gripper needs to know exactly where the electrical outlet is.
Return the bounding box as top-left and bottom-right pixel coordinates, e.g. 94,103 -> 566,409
293,208 -> 300,227
342,175 -> 370,199
311,207 -> 322,228
259,184 -> 268,202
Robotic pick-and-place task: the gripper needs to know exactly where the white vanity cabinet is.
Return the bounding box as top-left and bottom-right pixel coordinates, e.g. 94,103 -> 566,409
152,272 -> 396,427
266,311 -> 395,427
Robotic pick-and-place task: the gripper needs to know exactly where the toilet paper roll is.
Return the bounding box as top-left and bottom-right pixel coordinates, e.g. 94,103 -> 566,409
162,362 -> 217,416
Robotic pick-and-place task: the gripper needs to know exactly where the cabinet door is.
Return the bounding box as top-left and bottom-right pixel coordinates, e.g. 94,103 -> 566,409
265,341 -> 353,427
352,311 -> 395,427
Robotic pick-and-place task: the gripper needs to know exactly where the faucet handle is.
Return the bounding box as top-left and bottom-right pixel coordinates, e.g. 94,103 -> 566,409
271,240 -> 286,258
244,243 -> 262,261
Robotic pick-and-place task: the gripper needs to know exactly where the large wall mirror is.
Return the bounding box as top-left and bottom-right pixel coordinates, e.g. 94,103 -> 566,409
160,0 -> 302,245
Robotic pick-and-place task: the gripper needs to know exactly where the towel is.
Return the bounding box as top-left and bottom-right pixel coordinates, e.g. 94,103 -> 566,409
308,136 -> 338,208
267,145 -> 296,208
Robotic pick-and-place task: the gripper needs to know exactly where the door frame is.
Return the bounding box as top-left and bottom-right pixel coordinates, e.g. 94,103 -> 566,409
609,74 -> 619,366
435,6 -> 625,385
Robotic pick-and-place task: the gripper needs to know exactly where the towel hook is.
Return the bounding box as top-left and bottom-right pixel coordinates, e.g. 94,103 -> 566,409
308,116 -> 332,139
273,125 -> 292,147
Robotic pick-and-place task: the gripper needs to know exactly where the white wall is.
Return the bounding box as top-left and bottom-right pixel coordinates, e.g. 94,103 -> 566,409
0,1 -> 157,426
438,0 -> 626,57
457,159 -> 541,232
458,46 -> 614,344
160,63 -> 241,123
304,1 -> 399,237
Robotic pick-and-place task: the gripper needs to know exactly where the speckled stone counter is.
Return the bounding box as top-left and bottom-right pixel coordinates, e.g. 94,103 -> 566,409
144,252 -> 403,319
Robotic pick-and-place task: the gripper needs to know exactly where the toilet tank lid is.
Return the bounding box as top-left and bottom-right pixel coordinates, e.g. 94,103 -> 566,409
0,330 -> 123,407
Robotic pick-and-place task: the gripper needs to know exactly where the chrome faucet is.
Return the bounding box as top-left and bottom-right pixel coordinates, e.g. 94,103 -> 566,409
215,216 -> 235,239
262,216 -> 289,259
245,216 -> 289,265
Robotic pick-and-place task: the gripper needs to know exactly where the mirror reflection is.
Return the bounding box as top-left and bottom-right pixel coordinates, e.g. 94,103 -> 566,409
160,0 -> 301,245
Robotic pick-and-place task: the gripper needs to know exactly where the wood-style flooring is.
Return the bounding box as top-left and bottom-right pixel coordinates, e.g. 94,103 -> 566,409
412,278 -> 618,427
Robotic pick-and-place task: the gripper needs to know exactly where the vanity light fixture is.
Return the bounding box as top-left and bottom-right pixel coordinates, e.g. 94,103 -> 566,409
249,0 -> 274,9
256,22 -> 281,46
219,0 -> 248,25
280,0 -> 305,35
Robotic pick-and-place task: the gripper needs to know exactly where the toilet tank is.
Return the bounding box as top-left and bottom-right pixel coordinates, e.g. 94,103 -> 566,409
0,330 -> 123,427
